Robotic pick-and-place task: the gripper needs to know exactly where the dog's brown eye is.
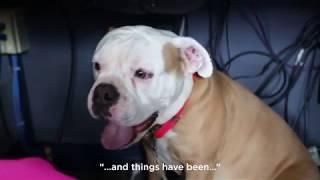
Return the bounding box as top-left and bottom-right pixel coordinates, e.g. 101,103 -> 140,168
135,69 -> 153,79
94,62 -> 100,71
135,69 -> 147,79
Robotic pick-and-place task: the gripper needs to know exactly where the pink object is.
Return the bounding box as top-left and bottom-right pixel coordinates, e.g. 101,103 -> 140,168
0,157 -> 75,180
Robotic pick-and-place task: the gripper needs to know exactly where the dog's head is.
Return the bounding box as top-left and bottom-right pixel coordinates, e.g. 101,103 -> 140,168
87,26 -> 213,150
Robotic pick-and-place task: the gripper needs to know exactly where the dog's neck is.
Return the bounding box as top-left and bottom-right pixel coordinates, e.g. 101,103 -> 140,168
157,74 -> 194,126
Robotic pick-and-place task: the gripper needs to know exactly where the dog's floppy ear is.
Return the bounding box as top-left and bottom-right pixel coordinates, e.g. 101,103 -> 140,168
170,37 -> 213,78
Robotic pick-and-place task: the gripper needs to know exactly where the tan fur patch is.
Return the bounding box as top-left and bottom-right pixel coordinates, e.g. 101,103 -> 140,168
162,42 -> 183,76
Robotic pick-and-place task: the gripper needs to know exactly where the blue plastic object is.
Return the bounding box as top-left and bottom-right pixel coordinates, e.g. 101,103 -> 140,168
9,54 -> 28,145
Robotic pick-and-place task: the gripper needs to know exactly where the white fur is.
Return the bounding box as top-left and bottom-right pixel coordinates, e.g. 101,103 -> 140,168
130,169 -> 141,180
156,131 -> 183,175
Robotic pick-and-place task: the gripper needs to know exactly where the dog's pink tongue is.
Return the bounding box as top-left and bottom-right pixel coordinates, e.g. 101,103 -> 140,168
101,122 -> 134,150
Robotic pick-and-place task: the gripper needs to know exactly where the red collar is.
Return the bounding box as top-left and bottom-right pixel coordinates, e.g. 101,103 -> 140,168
153,74 -> 196,139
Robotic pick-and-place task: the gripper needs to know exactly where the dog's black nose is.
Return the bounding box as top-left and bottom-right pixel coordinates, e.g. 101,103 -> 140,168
93,83 -> 120,109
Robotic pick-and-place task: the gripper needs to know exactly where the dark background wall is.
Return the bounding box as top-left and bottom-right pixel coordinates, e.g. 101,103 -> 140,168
0,0 -> 319,163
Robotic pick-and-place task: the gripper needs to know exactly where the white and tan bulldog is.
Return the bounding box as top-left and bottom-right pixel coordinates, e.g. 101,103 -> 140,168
87,25 -> 320,180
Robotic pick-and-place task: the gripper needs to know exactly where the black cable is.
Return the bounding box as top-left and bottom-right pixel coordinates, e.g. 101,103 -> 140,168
302,107 -> 308,144
0,105 -> 10,137
207,1 -> 221,70
0,53 -> 11,137
225,14 -> 319,73
225,42 -> 297,79
254,42 -> 299,97
224,12 -> 319,106
223,29 -> 300,77
269,47 -> 317,123
269,66 -> 301,106
294,69 -> 319,144
268,46 -> 317,106
0,27 -> 12,138
255,45 -> 304,98
303,50 -> 317,143
253,12 -> 279,59
283,50 -> 315,121
273,17 -> 319,136
207,0 -> 230,71
57,8 -> 77,143
224,12 -> 319,114
224,48 -> 287,81
224,12 -> 231,72
256,46 -> 301,100
318,71 -> 320,104
259,68 -> 288,99
239,9 -> 277,58
16,55 -> 36,148
282,62 -> 304,121
216,0 -> 230,70
224,50 -> 275,69
283,85 -> 290,122
226,52 -> 281,91
221,10 -> 319,140
227,51 -> 288,100
293,50 -> 318,130
250,14 -> 319,98
185,15 -> 189,37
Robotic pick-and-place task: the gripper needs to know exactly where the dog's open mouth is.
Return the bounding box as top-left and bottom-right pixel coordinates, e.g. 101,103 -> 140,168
101,112 -> 158,150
